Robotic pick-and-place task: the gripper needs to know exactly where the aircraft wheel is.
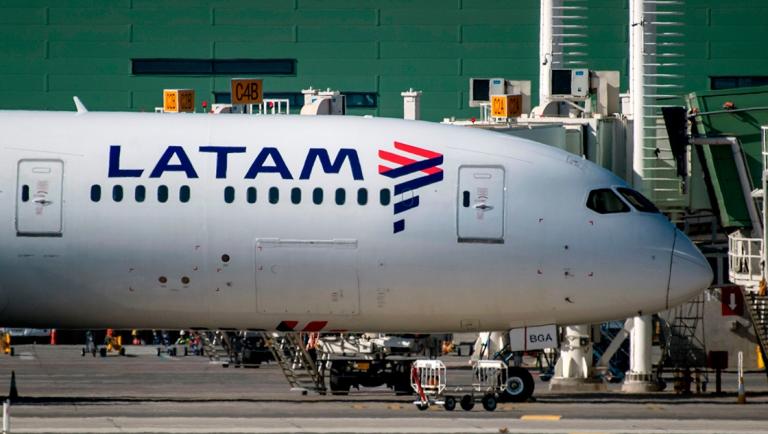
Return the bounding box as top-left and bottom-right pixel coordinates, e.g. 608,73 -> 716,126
416,403 -> 429,411
481,394 -> 497,412
119,347 -> 126,356
460,394 -> 474,411
501,367 -> 535,402
443,396 -> 456,411
99,348 -> 107,358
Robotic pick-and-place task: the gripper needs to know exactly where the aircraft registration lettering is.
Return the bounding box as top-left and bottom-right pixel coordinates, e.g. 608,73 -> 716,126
108,145 -> 364,180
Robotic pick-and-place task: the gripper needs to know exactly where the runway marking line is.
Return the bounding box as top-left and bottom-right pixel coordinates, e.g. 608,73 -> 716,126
520,414 -> 562,421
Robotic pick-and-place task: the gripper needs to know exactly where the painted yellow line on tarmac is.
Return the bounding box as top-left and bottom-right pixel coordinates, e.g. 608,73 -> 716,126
387,404 -> 403,410
520,414 -> 562,421
351,404 -> 367,409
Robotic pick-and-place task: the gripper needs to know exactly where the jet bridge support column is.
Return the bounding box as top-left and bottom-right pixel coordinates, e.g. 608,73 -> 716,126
622,314 -> 662,392
549,325 -> 606,391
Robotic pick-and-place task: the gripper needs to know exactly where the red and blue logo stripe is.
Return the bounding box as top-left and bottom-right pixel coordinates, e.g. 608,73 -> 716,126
379,142 -> 444,233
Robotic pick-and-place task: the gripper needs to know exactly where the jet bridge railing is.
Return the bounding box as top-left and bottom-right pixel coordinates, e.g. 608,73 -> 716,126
728,231 -> 763,288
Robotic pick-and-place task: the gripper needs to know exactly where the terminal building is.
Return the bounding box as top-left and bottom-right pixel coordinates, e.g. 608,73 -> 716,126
2,0 -> 768,394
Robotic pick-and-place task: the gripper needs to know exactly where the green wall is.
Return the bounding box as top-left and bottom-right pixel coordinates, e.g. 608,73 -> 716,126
0,0 -> 766,120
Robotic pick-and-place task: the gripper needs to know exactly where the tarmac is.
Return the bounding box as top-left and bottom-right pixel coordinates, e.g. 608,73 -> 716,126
1,344 -> 768,433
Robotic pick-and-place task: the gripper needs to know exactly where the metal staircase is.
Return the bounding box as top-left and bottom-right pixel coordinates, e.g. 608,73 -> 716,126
743,290 -> 768,376
664,294 -> 707,369
200,330 -> 233,366
260,332 -> 327,394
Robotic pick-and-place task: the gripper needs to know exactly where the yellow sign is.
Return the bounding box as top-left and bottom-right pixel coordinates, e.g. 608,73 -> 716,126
491,94 -> 522,118
231,78 -> 263,105
163,89 -> 195,113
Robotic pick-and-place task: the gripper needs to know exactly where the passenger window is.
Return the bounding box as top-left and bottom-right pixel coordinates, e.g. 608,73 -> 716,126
335,188 -> 346,205
247,187 -> 257,204
90,185 -> 101,202
21,185 -> 29,202
180,185 -> 190,203
462,191 -> 470,208
113,185 -> 124,202
224,186 -> 235,204
312,187 -> 323,205
379,188 -> 391,206
586,189 -> 630,214
357,188 -> 368,205
158,185 -> 169,203
135,185 -> 146,202
291,187 -> 301,204
617,188 -> 660,213
269,187 -> 279,204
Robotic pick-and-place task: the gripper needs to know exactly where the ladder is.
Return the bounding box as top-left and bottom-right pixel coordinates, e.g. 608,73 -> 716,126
200,330 -> 233,366
260,332 -> 327,394
743,290 -> 768,378
664,294 -> 707,369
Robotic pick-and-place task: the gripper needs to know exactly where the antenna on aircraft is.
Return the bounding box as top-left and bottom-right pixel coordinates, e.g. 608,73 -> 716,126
73,96 -> 88,114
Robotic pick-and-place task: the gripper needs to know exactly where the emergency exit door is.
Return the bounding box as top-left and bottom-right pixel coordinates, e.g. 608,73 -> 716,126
16,160 -> 64,236
457,166 -> 505,243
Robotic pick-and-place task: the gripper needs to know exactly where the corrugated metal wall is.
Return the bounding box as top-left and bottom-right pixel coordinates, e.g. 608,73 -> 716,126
0,1 -> 765,120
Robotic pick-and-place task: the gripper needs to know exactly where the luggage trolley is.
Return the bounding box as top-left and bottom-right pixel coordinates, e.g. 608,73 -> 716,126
457,359 -> 508,411
410,359 -> 508,412
410,359 -> 447,410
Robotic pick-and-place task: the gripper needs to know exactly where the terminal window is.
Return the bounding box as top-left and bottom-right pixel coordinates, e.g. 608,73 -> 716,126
132,59 -> 295,75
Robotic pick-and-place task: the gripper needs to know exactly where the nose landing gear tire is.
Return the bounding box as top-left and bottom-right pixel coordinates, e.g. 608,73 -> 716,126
501,367 -> 535,402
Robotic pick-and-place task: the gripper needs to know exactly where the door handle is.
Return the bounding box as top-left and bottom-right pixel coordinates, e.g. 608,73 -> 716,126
474,203 -> 493,211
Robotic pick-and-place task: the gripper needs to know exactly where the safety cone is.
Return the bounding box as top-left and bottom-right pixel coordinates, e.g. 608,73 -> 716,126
50,329 -> 56,345
8,371 -> 18,401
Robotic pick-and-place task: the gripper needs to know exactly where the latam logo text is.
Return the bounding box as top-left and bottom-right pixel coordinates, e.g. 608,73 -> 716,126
107,145 -> 364,180
379,142 -> 444,233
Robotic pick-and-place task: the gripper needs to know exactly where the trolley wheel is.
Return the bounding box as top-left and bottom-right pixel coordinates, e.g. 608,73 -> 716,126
443,396 -> 456,411
416,403 -> 429,411
99,348 -> 107,358
481,394 -> 497,412
501,367 -> 535,402
460,394 -> 474,411
119,347 -> 126,357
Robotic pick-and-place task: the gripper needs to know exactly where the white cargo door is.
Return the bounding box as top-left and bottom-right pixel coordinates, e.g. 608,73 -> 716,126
457,166 -> 505,243
255,239 -> 360,315
16,160 -> 64,237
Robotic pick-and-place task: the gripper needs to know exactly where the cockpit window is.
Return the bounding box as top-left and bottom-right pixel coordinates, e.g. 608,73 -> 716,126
587,189 -> 630,214
617,188 -> 660,213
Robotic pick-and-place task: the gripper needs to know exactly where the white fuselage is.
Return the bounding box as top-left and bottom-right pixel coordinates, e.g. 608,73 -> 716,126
0,111 -> 711,332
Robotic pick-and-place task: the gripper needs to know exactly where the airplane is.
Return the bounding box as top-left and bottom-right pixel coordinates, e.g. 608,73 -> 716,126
0,109 -> 712,401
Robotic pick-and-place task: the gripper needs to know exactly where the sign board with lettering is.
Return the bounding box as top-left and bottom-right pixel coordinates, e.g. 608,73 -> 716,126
509,324 -> 559,351
163,89 -> 195,113
231,78 -> 263,105
491,94 -> 522,118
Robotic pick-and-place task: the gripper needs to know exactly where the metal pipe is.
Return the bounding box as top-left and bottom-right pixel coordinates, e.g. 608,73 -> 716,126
630,0 -> 646,190
690,137 -> 762,238
539,0 -> 553,109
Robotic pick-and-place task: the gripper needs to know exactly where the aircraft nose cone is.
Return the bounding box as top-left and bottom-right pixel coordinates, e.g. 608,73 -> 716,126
667,229 -> 713,308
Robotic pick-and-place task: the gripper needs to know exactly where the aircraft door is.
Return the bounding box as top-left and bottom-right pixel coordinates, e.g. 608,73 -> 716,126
16,160 -> 64,237
457,166 -> 505,243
